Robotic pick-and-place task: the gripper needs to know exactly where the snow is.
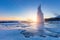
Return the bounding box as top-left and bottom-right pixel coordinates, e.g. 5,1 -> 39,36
0,22 -> 60,40
0,30 -> 60,40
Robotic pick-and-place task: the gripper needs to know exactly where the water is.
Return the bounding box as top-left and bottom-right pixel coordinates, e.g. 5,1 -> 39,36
0,21 -> 60,40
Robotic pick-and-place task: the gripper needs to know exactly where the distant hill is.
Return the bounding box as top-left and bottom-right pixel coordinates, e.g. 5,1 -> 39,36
0,21 -> 19,23
45,15 -> 60,22
0,20 -> 32,23
55,15 -> 60,18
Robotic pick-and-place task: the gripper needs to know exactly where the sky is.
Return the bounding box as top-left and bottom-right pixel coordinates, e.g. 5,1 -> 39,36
0,0 -> 60,20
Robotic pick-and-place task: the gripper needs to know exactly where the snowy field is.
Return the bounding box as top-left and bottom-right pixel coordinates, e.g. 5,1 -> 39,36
0,22 -> 60,40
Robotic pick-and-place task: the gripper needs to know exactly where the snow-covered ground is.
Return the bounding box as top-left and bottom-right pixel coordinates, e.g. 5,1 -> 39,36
0,22 -> 60,40
0,30 -> 60,40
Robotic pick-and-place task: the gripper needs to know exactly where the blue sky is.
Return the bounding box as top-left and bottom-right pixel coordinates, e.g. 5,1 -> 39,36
0,0 -> 60,19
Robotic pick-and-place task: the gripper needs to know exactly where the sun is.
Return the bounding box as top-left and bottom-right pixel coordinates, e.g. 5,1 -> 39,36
26,17 -> 37,22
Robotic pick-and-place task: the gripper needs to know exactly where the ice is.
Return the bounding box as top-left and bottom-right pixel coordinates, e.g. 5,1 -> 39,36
0,22 -> 60,40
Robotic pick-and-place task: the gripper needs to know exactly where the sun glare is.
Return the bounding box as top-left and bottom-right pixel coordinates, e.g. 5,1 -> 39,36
25,15 -> 37,22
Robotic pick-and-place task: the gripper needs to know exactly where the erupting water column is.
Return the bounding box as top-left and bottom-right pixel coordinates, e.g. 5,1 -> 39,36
37,5 -> 44,36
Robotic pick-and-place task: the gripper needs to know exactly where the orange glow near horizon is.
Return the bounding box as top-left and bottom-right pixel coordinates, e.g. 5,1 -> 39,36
0,17 -> 37,22
26,17 -> 37,22
0,17 -> 22,21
